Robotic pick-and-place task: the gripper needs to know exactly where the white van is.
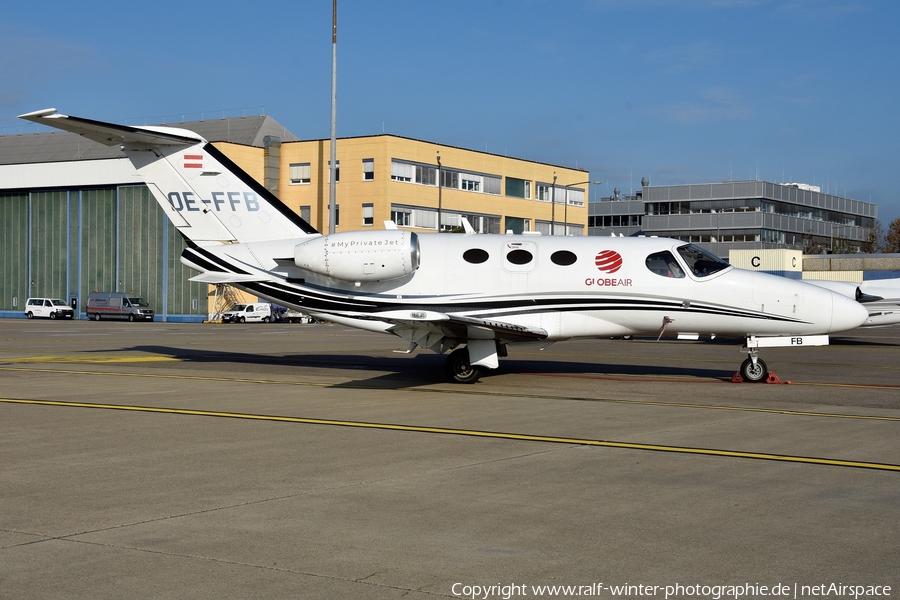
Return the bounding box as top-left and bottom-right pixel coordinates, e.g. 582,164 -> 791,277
86,292 -> 155,322
222,303 -> 272,323
25,298 -> 75,320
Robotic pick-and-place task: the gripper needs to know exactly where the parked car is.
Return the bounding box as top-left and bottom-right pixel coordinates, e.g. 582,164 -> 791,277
25,298 -> 75,320
283,309 -> 314,324
221,303 -> 272,323
86,292 -> 154,321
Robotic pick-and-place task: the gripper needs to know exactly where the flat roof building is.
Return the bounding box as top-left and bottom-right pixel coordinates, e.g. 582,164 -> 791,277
589,180 -> 878,257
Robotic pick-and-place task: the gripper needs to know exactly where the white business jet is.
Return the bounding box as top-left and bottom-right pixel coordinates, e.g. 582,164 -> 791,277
20,109 -> 869,383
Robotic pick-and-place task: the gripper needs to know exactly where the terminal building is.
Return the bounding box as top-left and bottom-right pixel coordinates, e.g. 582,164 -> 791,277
0,114 -> 588,320
588,179 -> 878,258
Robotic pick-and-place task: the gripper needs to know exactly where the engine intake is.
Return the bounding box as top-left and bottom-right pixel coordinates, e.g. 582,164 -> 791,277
294,230 -> 420,282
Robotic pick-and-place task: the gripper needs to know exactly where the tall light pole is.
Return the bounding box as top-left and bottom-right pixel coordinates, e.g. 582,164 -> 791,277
550,173 -> 557,235
328,0 -> 338,234
436,151 -> 442,233
559,179 -> 601,236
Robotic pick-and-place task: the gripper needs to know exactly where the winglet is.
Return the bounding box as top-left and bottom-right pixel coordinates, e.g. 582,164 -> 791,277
18,108 -> 59,119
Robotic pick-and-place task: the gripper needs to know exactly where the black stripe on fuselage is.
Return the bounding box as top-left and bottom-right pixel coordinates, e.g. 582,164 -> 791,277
182,246 -> 251,275
243,280 -> 804,324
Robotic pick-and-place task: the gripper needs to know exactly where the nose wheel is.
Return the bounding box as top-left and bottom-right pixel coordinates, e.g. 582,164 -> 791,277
734,336 -> 787,383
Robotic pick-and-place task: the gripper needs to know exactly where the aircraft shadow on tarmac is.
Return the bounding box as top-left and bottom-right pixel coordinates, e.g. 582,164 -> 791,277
112,344 -> 735,389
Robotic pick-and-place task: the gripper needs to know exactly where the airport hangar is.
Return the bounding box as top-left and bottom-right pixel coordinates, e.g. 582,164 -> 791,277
0,114 -> 589,321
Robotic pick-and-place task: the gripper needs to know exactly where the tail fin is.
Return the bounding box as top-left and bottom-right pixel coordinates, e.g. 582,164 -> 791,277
19,109 -> 318,245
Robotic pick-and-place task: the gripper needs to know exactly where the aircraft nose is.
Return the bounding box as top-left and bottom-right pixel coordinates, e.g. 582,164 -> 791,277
829,291 -> 869,333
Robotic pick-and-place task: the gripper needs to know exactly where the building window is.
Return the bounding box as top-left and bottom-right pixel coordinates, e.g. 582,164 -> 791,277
483,175 -> 501,195
536,183 -> 553,202
440,169 -> 458,189
505,216 -> 528,234
461,177 -> 481,192
391,161 -> 414,182
363,203 -> 374,226
391,208 -> 411,226
566,188 -> 585,207
290,163 -> 311,185
299,205 -> 311,222
363,159 -> 374,181
328,160 -> 340,183
506,177 -> 531,199
416,165 -> 437,186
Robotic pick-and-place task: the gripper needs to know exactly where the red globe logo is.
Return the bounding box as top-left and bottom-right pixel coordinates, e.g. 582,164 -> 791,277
595,250 -> 623,274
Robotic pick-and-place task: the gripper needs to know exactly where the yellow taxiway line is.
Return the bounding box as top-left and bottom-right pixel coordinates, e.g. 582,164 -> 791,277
2,397 -> 899,472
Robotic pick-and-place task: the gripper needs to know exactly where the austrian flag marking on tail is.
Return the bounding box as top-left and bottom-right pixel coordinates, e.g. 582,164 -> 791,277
183,154 -> 203,169
595,250 -> 623,274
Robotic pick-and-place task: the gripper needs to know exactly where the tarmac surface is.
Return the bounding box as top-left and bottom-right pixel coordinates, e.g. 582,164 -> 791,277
1,319 -> 898,599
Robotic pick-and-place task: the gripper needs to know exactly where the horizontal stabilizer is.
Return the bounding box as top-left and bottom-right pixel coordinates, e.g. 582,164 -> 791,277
18,109 -> 203,146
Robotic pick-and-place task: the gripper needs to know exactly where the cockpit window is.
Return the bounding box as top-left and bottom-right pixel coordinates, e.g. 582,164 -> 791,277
645,251 -> 685,278
676,244 -> 729,278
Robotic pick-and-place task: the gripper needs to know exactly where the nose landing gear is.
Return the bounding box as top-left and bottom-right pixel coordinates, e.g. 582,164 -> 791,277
732,335 -> 815,384
739,354 -> 769,383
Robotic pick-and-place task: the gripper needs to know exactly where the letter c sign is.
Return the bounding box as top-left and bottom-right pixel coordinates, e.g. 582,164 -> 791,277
751,256 -> 761,268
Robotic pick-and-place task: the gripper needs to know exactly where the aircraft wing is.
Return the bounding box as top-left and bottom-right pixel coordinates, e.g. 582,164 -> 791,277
362,309 -> 548,346
18,108 -> 203,147
188,272 -> 273,284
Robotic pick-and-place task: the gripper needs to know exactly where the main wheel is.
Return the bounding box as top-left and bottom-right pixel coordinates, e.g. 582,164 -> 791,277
26,311 -> 34,319
262,316 -> 270,323
94,314 -> 101,321
444,348 -> 482,384
50,312 -> 57,320
239,316 -> 246,323
740,357 -> 768,382
128,314 -> 135,322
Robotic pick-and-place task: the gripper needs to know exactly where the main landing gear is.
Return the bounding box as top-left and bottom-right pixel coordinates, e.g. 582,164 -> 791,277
443,341 -> 507,384
444,347 -> 484,384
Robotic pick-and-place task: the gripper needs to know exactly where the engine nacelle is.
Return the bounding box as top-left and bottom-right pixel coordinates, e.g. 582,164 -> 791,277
294,230 -> 420,282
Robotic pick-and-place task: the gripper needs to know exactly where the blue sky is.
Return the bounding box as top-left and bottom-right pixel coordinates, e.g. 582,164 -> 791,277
3,0 -> 898,224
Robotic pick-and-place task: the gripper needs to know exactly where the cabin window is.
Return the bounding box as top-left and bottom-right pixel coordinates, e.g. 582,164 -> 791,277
550,250 -> 577,266
463,248 -> 489,264
676,244 -> 729,277
645,251 -> 685,278
506,249 -> 533,265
